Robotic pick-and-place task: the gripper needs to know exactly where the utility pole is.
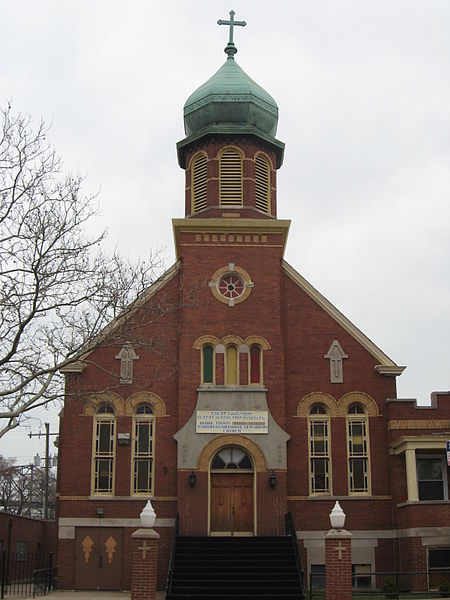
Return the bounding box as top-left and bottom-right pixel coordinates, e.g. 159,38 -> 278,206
29,423 -> 58,520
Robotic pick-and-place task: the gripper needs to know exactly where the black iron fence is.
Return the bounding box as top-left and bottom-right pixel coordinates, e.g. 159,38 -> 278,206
0,552 -> 55,598
309,570 -> 450,599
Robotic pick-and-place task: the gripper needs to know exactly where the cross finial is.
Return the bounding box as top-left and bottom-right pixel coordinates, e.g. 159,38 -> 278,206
217,10 -> 246,59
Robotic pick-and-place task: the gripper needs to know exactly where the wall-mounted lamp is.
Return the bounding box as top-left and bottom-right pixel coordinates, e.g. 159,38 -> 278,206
269,471 -> 277,488
96,508 -> 104,518
189,471 -> 196,487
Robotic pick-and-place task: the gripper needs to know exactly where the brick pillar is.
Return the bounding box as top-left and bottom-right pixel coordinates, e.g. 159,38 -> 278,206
325,529 -> 352,600
131,528 -> 160,600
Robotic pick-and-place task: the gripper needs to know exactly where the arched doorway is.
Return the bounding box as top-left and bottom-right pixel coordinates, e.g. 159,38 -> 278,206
209,447 -> 254,536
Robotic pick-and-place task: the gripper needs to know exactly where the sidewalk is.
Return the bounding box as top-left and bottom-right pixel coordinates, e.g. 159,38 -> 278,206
11,592 -> 165,599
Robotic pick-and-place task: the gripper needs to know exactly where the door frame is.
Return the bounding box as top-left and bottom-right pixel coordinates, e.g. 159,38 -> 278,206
208,451 -> 256,536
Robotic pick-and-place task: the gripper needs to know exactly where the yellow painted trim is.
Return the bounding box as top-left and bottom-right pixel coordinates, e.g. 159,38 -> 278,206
297,392 -> 338,417
197,436 -> 267,471
172,218 -> 291,259
91,414 -> 116,496
346,411 -> 372,496
130,412 -> 155,496
388,420 -> 450,431
308,411 -> 333,496
225,345 -> 239,385
282,260 -> 404,370
338,392 -> 379,417
190,150 -> 208,215
219,146 -> 243,207
126,391 -> 167,417
244,336 -> 271,350
254,151 -> 272,214
84,392 -> 124,416
193,335 -> 221,350
58,496 -> 90,501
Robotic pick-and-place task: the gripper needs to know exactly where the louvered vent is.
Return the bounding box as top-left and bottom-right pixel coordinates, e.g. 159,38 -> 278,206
220,149 -> 243,206
192,153 -> 208,212
255,154 -> 270,213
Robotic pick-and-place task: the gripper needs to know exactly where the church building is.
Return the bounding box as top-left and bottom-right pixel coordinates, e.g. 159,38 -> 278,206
56,12 -> 450,595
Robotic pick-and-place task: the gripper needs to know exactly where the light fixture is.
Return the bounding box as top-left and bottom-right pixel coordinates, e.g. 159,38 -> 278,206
96,508 -> 104,518
269,471 -> 276,488
329,501 -> 346,530
189,471 -> 196,487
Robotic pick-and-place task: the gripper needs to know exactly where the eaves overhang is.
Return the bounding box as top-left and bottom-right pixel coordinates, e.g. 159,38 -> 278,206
282,260 -> 406,375
172,217 -> 291,260
177,126 -> 285,169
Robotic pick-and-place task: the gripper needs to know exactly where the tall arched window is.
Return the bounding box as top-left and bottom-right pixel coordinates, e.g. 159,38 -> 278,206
249,344 -> 262,384
255,153 -> 271,213
191,152 -> 207,213
347,404 -> 370,494
92,403 -> 115,495
219,148 -> 243,206
202,344 -> 214,384
226,345 -> 238,385
132,403 -> 154,495
308,404 -> 331,495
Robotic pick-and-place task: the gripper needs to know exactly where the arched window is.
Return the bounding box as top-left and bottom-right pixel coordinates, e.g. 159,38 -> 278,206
132,403 -> 154,495
92,404 -> 115,495
191,152 -> 207,213
219,148 -> 243,206
211,447 -> 253,470
308,404 -> 331,495
255,153 -> 271,213
225,345 -> 238,385
202,344 -> 214,384
249,345 -> 262,384
347,404 -> 370,494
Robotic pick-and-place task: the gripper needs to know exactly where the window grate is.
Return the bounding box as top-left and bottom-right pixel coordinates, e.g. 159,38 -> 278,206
220,149 -> 243,206
192,153 -> 207,212
255,154 -> 270,212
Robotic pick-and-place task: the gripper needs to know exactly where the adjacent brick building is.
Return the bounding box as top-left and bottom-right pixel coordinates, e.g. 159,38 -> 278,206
56,24 -> 450,593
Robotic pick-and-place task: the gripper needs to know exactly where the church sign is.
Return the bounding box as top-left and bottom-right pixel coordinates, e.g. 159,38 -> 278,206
196,410 -> 268,434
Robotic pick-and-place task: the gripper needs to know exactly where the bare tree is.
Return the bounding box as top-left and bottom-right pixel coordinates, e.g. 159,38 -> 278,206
0,455 -> 56,518
0,104 -> 163,438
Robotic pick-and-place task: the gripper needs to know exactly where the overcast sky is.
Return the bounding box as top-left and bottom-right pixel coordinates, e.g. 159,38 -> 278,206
1,1 -> 449,462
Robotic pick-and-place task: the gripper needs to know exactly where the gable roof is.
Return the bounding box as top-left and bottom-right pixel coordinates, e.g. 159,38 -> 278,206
282,260 -> 405,376
60,261 -> 181,373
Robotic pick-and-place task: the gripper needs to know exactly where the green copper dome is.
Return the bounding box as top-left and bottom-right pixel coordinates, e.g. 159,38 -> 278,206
183,56 -> 279,138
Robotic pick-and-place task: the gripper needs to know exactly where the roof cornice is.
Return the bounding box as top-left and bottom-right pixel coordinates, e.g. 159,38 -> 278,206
172,218 -> 291,259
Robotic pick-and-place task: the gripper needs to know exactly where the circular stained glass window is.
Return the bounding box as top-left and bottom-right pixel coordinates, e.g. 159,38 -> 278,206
218,273 -> 244,301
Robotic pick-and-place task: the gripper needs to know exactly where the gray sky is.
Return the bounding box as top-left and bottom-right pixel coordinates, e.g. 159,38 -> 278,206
1,0 -> 449,462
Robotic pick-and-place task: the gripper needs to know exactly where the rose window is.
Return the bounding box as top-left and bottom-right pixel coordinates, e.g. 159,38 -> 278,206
218,274 -> 244,301
209,264 -> 253,306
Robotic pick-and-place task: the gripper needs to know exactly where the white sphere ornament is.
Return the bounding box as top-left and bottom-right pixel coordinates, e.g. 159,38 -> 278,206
140,500 -> 156,527
329,500 -> 346,530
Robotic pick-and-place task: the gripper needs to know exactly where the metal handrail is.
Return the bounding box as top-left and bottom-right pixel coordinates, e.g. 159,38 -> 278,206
285,511 -> 306,598
165,512 -> 179,598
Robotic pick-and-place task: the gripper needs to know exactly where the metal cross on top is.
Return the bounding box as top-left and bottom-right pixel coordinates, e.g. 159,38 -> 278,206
217,10 -> 246,57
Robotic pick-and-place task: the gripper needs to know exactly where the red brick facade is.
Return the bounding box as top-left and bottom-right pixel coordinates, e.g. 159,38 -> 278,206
56,85 -> 450,594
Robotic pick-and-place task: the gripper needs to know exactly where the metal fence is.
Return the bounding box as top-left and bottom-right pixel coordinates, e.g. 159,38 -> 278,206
309,570 -> 450,599
0,552 -> 55,598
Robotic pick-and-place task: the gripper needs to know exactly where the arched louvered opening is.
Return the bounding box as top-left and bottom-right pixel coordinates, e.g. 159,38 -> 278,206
191,152 -> 208,213
255,153 -> 271,213
219,148 -> 243,206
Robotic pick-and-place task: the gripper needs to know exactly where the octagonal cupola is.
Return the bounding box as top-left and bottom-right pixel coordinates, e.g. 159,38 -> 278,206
177,11 -> 285,221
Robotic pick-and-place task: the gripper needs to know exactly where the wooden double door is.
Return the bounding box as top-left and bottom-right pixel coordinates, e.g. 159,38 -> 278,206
74,527 -> 122,590
210,472 -> 254,534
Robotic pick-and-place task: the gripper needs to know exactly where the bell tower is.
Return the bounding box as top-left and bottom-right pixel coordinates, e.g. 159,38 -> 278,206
176,10 -> 285,222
